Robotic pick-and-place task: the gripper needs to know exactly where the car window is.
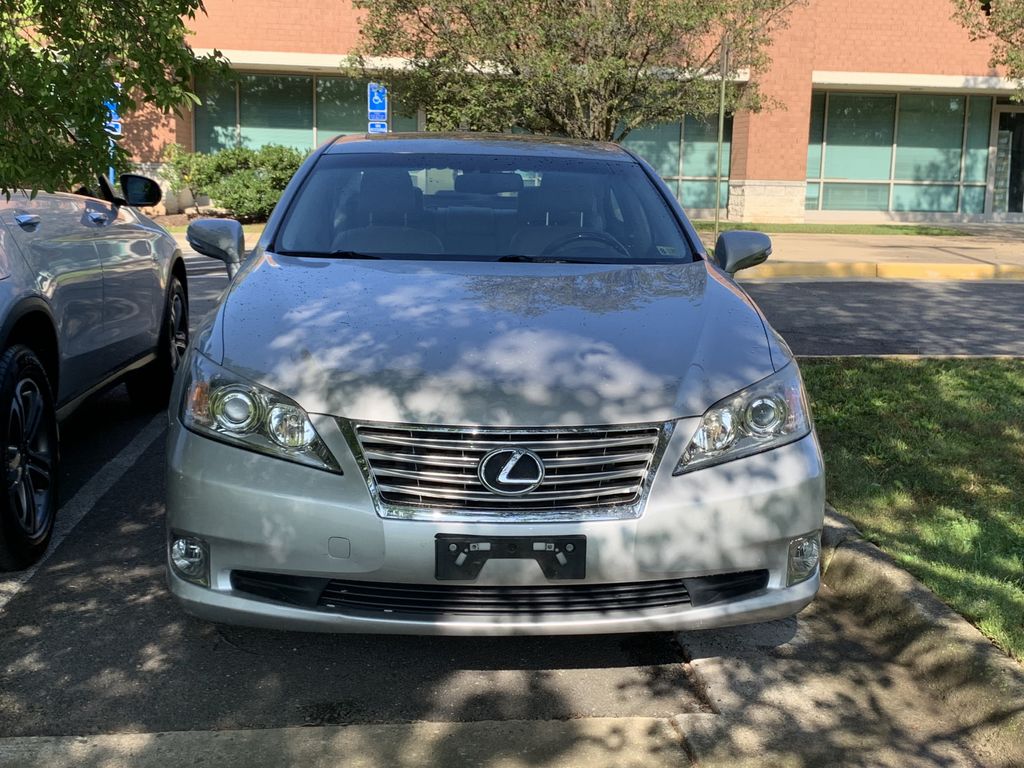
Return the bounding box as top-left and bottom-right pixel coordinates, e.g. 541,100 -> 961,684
274,152 -> 694,263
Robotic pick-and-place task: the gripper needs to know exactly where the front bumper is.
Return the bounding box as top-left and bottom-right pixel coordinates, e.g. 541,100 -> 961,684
166,414 -> 826,635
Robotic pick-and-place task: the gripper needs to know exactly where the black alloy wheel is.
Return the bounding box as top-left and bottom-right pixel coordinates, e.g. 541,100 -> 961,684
0,346 -> 58,570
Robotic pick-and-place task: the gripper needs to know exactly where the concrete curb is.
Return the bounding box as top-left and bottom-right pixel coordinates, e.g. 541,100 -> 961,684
0,717 -> 689,768
820,507 -> 1024,767
742,261 -> 1024,281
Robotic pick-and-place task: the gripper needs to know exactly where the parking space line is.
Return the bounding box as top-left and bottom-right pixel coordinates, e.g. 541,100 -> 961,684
0,413 -> 167,614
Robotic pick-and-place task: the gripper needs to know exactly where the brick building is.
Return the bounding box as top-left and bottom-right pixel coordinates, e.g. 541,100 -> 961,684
127,0 -> 1024,222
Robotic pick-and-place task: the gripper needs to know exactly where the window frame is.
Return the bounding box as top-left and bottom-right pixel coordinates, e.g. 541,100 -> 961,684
193,72 -> 421,153
805,91 -> 992,215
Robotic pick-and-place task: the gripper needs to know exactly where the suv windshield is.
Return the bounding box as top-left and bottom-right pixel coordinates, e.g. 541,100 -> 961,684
274,152 -> 694,263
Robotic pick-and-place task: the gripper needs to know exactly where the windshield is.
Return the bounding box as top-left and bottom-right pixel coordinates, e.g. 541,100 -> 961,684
273,152 -> 695,263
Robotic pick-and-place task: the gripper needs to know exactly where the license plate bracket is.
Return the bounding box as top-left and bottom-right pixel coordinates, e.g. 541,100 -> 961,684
435,534 -> 587,580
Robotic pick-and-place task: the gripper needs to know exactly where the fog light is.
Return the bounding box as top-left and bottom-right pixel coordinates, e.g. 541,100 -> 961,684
788,532 -> 820,585
170,535 -> 209,585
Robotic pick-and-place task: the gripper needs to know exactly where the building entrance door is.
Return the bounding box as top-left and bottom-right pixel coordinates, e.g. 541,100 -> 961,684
994,110 -> 1024,214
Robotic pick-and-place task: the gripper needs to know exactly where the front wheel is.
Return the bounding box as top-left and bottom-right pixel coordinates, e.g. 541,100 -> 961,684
0,345 -> 59,571
127,273 -> 189,410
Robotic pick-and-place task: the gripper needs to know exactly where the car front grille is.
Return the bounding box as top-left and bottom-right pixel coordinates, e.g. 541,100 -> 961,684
351,422 -> 664,516
317,578 -> 692,616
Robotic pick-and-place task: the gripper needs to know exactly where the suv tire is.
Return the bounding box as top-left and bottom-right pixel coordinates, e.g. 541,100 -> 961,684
0,345 -> 59,571
127,273 -> 188,410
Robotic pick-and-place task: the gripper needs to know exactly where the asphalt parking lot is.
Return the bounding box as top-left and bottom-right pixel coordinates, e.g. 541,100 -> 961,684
0,260 -> 1019,766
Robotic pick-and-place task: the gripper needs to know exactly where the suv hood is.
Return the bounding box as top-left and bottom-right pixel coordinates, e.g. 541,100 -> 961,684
214,255 -> 775,425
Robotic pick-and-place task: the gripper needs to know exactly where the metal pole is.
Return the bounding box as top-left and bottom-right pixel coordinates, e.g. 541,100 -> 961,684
714,34 -> 729,241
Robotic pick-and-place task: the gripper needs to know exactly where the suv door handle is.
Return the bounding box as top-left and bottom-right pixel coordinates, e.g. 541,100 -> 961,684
87,211 -> 108,224
14,214 -> 40,228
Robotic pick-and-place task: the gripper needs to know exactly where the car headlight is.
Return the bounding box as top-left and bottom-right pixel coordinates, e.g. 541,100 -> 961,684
674,363 -> 812,474
180,351 -> 341,472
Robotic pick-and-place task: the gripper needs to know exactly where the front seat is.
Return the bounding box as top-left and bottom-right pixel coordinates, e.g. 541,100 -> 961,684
333,170 -> 443,254
509,176 -> 604,256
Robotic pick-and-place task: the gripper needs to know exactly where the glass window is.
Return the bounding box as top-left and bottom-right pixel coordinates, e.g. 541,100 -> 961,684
822,183 -> 889,211
823,94 -> 895,180
807,93 -> 825,179
961,185 -> 986,214
805,182 -> 820,210
316,78 -> 419,139
316,77 -> 365,138
964,97 -> 992,183
894,95 -> 964,182
678,180 -> 729,209
275,153 -> 694,262
683,115 -> 731,178
892,184 -> 959,212
194,75 -> 238,153
239,75 -> 314,151
621,123 -> 681,178
393,108 -> 419,132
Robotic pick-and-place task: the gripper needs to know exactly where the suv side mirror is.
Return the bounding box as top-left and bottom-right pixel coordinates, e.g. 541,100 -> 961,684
713,231 -> 772,275
120,174 -> 163,207
187,219 -> 245,278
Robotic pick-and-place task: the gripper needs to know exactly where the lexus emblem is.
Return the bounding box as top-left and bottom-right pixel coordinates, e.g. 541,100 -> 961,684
478,447 -> 545,496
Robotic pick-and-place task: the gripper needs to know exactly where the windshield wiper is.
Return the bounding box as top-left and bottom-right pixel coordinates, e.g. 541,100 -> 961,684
276,249 -> 382,260
496,255 -> 603,264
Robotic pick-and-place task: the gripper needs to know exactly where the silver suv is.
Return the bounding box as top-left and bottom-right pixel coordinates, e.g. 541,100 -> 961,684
0,174 -> 188,569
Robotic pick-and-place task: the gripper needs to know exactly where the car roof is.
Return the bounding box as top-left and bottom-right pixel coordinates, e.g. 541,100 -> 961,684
323,132 -> 635,162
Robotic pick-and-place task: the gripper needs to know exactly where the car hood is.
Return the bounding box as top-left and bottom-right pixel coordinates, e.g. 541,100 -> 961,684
213,255 -> 775,425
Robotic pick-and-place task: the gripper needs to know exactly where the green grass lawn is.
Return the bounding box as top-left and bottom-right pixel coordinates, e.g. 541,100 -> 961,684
801,358 -> 1024,660
693,221 -> 970,237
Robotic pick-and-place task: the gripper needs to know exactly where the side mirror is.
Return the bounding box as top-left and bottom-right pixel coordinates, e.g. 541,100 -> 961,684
713,231 -> 772,275
120,174 -> 163,207
187,219 -> 245,278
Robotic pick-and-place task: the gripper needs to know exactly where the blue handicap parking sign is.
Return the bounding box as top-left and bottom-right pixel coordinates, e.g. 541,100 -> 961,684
368,121 -> 388,134
367,83 -> 388,122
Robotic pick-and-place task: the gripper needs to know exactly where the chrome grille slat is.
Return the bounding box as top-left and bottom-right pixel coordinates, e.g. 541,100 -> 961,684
358,433 -> 658,452
352,422 -> 664,516
377,482 -> 643,502
364,449 -> 653,469
372,466 -> 647,486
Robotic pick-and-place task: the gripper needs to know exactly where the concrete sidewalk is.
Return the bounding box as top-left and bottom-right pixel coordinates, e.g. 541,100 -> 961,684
701,230 -> 1024,280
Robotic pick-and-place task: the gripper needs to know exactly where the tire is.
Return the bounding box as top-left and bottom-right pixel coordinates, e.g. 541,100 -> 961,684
127,273 -> 189,411
0,345 -> 59,571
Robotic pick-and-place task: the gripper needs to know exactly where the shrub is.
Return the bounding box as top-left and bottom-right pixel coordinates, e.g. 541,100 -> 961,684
160,143 -> 306,221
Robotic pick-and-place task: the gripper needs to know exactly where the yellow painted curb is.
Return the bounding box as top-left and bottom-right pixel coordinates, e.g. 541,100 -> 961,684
743,261 -> 1024,280
746,261 -> 877,279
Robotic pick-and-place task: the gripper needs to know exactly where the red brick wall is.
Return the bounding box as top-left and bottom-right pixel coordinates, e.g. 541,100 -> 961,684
188,0 -> 363,53
125,0 -> 1001,168
733,0 -> 1000,182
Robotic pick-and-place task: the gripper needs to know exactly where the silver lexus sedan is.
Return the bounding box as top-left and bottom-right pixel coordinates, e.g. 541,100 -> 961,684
169,133 -> 824,635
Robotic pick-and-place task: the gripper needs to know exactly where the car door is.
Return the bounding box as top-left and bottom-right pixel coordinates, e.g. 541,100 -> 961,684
0,193 -> 107,405
82,197 -> 164,373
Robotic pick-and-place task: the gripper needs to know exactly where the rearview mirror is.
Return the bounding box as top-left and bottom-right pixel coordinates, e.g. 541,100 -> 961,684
120,174 -> 162,207
187,219 -> 245,278
713,231 -> 772,275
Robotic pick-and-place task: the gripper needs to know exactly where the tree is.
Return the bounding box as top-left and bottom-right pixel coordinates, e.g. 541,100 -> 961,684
350,0 -> 796,142
955,0 -> 1024,100
0,0 -> 224,193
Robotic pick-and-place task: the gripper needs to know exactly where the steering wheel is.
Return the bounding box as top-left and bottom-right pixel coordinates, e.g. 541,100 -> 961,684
541,230 -> 631,258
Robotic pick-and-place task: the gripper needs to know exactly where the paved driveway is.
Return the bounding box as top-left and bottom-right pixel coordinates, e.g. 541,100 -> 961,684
0,256 -> 1016,767
745,279 -> 1024,356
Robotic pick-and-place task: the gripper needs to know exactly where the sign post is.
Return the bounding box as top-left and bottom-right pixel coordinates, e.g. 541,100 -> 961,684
367,82 -> 388,133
